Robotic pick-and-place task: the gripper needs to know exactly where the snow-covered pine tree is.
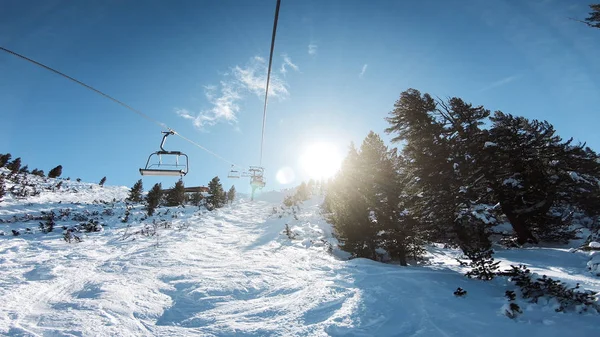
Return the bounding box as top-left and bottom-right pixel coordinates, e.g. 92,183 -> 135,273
227,185 -> 236,205
166,180 -> 185,207
207,176 -> 226,209
385,89 -> 497,271
127,179 -> 144,203
146,183 -> 163,216
484,112 -> 600,244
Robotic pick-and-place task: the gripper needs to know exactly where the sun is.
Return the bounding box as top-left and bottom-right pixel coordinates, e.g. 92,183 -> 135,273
299,142 -> 343,180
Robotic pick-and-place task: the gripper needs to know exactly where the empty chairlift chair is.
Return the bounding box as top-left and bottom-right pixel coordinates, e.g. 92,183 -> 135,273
140,131 -> 189,176
227,165 -> 241,179
248,166 -> 266,189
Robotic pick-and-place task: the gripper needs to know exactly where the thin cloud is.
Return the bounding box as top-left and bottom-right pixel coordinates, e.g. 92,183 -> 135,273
478,75 -> 520,92
308,43 -> 318,56
359,64 -> 368,78
280,54 -> 299,75
177,56 -> 291,129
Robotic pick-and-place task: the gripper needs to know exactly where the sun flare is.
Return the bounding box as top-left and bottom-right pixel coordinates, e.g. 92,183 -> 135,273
299,142 -> 343,180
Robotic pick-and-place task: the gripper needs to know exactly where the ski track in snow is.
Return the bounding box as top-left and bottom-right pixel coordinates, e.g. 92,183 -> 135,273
1,185 -> 600,336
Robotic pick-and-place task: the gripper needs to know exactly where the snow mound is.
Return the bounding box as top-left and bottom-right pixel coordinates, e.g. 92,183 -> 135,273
588,252 -> 600,276
589,241 -> 600,249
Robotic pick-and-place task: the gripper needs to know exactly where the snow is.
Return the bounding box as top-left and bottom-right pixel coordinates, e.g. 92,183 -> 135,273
484,141 -> 497,148
589,241 -> 600,249
502,177 -> 522,187
1,176 -> 599,336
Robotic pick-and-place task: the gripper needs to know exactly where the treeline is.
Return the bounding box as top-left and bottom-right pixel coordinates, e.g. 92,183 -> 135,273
324,89 -> 600,271
128,176 -> 236,216
0,153 -> 63,178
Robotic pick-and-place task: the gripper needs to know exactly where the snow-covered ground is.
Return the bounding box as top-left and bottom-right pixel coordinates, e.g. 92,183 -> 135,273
1,178 -> 599,336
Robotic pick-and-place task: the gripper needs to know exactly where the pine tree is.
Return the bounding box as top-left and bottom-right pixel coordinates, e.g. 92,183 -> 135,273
324,135 -> 423,264
6,157 -> 22,173
207,176 -> 226,209
584,4 -> 600,28
295,182 -> 310,201
227,185 -> 236,205
0,174 -> 5,203
99,176 -> 107,187
48,165 -> 63,178
146,183 -> 162,216
166,180 -> 185,206
0,153 -> 11,167
19,165 -> 29,174
385,89 -> 496,268
127,179 -> 144,203
31,169 -> 45,177
325,143 -> 376,259
190,191 -> 204,206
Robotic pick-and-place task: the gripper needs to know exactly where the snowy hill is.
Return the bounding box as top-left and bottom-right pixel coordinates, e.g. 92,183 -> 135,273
1,175 -> 599,336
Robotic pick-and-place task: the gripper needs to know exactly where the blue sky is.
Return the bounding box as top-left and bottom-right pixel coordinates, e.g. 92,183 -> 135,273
1,0 -> 599,193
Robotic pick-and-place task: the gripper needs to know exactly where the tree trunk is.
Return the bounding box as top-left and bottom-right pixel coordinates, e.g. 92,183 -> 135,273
502,205 -> 538,245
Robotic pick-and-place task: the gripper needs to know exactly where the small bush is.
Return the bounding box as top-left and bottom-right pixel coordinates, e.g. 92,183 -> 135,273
39,211 -> 56,233
48,165 -> 63,178
503,265 -> 599,313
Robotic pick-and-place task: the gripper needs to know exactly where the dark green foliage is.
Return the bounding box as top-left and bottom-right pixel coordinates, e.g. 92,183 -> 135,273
486,112 -> 600,244
146,183 -> 163,216
122,206 -> 131,223
454,287 -> 467,297
505,290 -> 517,301
584,4 -> 600,28
127,179 -> 144,203
227,185 -> 236,204
283,224 -> 296,239
6,157 -> 22,173
504,303 -> 522,319
0,174 -> 5,203
207,176 -> 226,209
19,165 -> 29,174
166,180 -> 185,207
504,265 -> 599,313
79,219 -> 103,232
39,211 -> 56,233
64,229 -> 82,243
325,133 -> 424,265
31,169 -> 45,177
190,191 -> 204,206
99,176 -> 107,187
0,153 -> 11,167
48,165 -> 63,178
385,88 -> 600,249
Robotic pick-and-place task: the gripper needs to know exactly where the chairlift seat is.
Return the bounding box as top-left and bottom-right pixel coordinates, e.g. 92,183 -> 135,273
140,168 -> 186,176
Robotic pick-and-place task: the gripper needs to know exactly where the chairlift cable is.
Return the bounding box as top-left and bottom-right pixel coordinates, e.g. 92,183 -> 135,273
0,45 -> 243,169
259,0 -> 281,167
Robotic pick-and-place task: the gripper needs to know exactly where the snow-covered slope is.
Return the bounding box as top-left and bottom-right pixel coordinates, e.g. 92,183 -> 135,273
1,178 -> 599,336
